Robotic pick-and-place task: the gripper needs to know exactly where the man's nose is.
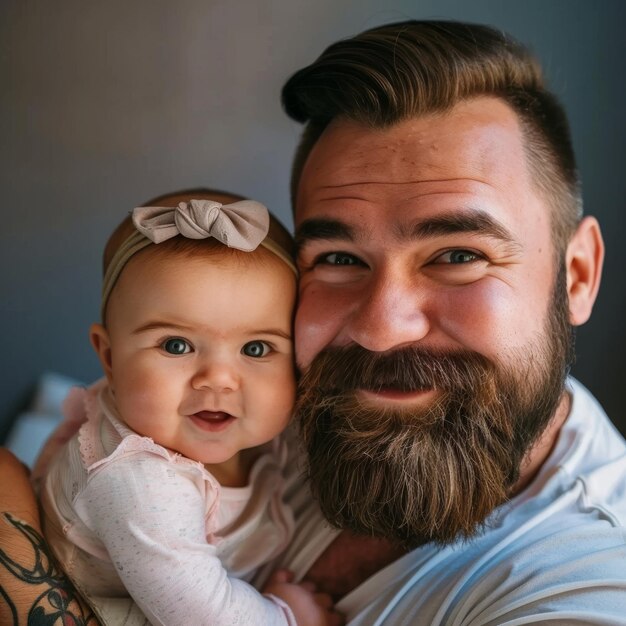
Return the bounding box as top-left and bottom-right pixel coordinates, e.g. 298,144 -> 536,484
345,269 -> 430,353
191,359 -> 240,393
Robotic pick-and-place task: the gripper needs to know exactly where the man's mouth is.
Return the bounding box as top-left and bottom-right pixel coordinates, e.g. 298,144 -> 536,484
188,411 -> 236,432
356,386 -> 440,405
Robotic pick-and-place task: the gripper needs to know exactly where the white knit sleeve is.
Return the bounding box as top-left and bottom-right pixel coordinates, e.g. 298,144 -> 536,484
75,453 -> 296,626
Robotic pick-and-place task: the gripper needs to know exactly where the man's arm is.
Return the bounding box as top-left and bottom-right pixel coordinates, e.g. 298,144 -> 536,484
0,449 -> 98,625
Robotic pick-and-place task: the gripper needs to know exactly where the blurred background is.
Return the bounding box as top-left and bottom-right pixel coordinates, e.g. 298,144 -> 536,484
2,0 -> 625,448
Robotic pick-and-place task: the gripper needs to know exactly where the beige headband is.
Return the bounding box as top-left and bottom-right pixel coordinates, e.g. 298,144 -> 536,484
101,199 -> 297,319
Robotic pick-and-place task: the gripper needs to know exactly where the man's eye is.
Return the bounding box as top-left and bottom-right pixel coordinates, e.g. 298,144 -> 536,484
161,338 -> 192,355
435,249 -> 482,264
317,252 -> 363,266
242,341 -> 271,358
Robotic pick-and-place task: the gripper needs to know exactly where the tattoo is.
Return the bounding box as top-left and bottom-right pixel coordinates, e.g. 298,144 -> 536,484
0,512 -> 98,626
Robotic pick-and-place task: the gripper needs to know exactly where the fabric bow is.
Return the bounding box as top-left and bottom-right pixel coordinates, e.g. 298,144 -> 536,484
132,199 -> 270,251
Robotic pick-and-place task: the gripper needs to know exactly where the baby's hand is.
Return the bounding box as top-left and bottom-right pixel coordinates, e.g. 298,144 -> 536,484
264,569 -> 344,626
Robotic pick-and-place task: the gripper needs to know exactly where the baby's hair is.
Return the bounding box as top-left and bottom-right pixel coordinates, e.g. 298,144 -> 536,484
103,188 -> 293,274
101,187 -> 295,323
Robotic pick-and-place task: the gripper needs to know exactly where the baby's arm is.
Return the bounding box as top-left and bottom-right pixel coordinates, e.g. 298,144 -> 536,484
80,455 -> 303,626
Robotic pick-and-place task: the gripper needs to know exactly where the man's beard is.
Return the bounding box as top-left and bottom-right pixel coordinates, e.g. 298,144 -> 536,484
295,266 -> 574,548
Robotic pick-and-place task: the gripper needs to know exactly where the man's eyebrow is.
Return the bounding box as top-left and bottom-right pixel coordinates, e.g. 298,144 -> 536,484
397,210 -> 516,244
294,211 -> 518,253
295,219 -> 355,250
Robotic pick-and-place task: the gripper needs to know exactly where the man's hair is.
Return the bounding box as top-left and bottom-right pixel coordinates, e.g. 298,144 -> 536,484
282,20 -> 582,254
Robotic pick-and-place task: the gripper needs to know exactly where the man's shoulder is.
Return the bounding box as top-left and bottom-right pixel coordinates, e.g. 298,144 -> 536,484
564,377 -> 625,447
357,482 -> 626,624
341,379 -> 626,624
442,378 -> 626,621
553,378 -> 626,517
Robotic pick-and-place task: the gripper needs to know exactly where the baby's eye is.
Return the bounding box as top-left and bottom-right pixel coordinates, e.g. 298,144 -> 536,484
433,249 -> 483,264
161,337 -> 192,355
241,341 -> 271,358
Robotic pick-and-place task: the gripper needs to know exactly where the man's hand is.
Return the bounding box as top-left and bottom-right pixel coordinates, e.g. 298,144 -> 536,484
264,569 -> 344,626
0,448 -> 98,625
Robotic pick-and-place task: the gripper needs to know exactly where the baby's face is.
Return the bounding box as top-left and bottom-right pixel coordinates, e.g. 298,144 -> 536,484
94,247 -> 296,465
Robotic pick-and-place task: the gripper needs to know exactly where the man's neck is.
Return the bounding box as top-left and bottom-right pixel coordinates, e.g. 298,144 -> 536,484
304,532 -> 407,601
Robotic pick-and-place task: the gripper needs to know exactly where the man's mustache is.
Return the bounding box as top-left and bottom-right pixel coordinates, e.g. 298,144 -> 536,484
300,343 -> 496,394
295,342 -> 515,546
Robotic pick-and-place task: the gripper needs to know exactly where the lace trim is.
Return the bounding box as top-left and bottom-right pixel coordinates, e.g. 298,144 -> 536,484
75,381 -> 221,496
76,381 -> 106,469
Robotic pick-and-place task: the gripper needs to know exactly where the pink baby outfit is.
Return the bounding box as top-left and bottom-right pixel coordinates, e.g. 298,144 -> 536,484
41,379 -> 296,625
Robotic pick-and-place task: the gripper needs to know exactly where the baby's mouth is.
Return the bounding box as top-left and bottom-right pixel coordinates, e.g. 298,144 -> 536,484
189,411 -> 236,432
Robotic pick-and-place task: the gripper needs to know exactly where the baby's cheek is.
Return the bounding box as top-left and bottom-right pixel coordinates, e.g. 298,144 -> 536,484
114,372 -> 165,434
263,368 -> 296,425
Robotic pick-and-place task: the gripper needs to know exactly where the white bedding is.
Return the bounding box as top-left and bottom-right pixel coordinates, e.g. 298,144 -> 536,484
6,372 -> 81,467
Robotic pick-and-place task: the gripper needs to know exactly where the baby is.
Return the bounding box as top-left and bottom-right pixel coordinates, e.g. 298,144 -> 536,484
40,195 -> 337,625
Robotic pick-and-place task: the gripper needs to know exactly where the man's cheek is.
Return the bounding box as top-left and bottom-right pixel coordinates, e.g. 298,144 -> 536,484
444,280 -> 548,359
295,278 -> 362,367
294,314 -> 320,370
295,298 -> 335,369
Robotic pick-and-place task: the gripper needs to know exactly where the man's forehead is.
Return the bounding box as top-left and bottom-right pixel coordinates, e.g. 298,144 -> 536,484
294,97 -> 530,222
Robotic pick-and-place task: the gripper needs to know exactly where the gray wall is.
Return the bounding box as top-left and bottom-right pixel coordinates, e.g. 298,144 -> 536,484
2,0 -> 625,440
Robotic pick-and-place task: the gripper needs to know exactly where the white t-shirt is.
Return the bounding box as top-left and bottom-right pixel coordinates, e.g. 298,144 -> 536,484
268,377 -> 626,625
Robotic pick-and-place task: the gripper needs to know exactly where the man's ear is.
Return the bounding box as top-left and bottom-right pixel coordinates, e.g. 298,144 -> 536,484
90,323 -> 113,383
565,216 -> 604,326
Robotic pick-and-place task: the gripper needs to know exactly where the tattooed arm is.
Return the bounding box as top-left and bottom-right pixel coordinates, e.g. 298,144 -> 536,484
0,449 -> 98,626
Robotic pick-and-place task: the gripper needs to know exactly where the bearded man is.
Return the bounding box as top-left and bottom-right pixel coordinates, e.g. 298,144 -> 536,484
2,20 -> 626,625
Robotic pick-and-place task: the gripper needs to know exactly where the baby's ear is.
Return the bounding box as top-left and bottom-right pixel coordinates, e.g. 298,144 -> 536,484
565,216 -> 604,326
90,323 -> 113,383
